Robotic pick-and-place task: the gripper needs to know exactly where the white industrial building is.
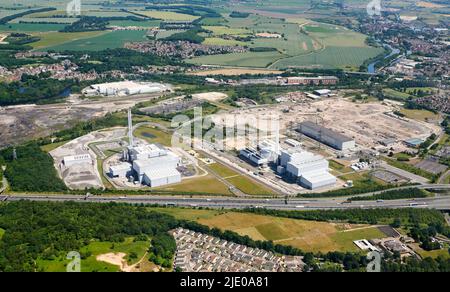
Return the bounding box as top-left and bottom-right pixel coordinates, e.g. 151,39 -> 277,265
239,147 -> 268,166
63,154 -> 92,167
298,121 -> 355,151
108,109 -> 181,187
280,149 -> 336,190
82,81 -> 170,97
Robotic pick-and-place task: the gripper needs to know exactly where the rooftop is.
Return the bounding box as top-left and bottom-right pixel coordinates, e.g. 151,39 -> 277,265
299,121 -> 354,143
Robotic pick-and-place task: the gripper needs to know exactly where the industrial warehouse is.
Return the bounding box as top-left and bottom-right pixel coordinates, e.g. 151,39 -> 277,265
298,121 -> 356,151
82,81 -> 171,97
108,110 -> 181,188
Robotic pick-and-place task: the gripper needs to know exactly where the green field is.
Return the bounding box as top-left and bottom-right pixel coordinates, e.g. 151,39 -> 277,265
0,23 -> 66,32
208,162 -> 275,195
133,10 -> 200,21
0,228 -> 4,240
399,109 -> 440,122
42,30 -> 149,51
31,31 -> 108,50
37,237 -> 150,272
188,14 -> 383,69
157,174 -> 233,195
383,88 -> 411,100
134,126 -> 173,147
150,208 -> 386,253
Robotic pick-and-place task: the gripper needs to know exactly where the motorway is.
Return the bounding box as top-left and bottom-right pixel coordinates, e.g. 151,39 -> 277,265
2,185 -> 450,211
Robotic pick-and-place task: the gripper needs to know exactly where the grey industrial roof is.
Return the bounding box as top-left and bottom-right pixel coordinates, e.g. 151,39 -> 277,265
299,121 -> 354,143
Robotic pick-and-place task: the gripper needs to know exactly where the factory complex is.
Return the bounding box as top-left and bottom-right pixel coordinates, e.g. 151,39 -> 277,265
108,110 -> 181,188
82,81 -> 171,97
240,139 -> 336,190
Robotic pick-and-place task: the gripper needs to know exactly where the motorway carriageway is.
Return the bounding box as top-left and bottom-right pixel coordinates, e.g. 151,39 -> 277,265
2,193 -> 450,211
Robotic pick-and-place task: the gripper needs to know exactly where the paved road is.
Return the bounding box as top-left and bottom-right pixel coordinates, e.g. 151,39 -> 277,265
2,185 -> 450,210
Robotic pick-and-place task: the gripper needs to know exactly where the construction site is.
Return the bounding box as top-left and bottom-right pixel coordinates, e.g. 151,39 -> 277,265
215,97 -> 440,154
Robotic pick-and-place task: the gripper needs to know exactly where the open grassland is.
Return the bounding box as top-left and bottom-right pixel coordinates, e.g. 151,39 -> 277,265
42,30 -> 148,51
203,37 -> 247,46
157,174 -> 233,195
383,88 -> 411,100
37,237 -> 150,272
133,10 -> 200,21
399,109 -> 440,122
31,31 -> 108,50
411,243 -> 450,259
208,162 -> 275,196
108,20 -> 161,28
203,26 -> 251,36
134,126 -> 173,147
150,208 -> 386,253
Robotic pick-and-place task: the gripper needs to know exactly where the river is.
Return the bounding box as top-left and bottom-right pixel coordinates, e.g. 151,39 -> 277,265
368,44 -> 400,73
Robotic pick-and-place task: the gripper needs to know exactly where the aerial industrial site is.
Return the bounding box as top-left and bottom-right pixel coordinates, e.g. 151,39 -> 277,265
0,0 -> 448,277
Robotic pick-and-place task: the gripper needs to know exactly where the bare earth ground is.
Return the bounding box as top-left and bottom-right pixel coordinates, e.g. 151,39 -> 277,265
213,98 -> 440,151
0,93 -> 164,148
192,92 -> 228,102
50,128 -> 126,190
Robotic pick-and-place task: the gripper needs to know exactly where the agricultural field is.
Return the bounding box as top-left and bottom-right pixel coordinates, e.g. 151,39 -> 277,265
0,23 -> 67,32
40,30 -> 149,51
188,14 -> 383,70
31,31 -> 108,50
190,68 -> 283,76
150,208 -> 387,253
132,10 -> 200,22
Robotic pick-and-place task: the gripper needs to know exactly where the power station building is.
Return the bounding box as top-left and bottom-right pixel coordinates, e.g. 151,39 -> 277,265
280,149 -> 336,190
108,109 -> 181,187
298,121 -> 355,151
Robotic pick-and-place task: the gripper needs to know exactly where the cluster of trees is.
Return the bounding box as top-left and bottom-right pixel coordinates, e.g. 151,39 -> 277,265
60,17 -> 109,32
0,7 -> 56,25
441,116 -> 450,135
68,48 -> 179,73
146,5 -> 221,18
60,16 -> 146,33
0,143 -> 67,192
299,180 -> 395,198
149,233 -> 177,268
241,207 -> 446,226
229,11 -> 250,18
164,27 -> 207,44
409,222 -> 450,251
0,201 -> 179,272
0,73 -> 74,106
348,188 -> 428,201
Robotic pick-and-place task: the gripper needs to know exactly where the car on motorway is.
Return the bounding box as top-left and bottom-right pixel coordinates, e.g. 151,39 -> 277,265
295,205 -> 305,209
